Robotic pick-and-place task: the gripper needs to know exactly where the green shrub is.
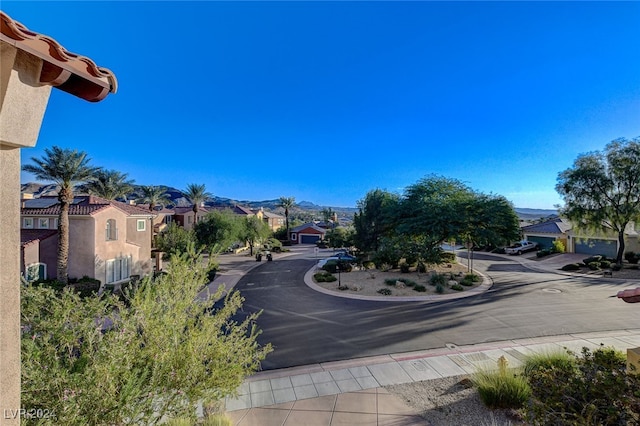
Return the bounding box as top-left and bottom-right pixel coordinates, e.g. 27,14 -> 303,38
417,262 -> 427,273
583,255 -> 602,265
440,252 -> 456,263
429,273 -> 446,286
464,273 -> 480,282
473,368 -> 531,409
314,271 -> 337,283
522,351 -> 576,378
399,262 -> 411,273
398,278 -> 417,287
552,240 -> 566,253
561,263 -> 581,271
384,278 -> 397,286
625,251 -> 639,264
414,284 -> 427,292
525,346 -> 640,425
451,284 -> 464,291
460,278 -> 474,286
537,249 -> 552,258
612,263 -> 623,271
435,284 -> 444,294
337,285 -> 348,290
377,288 -> 392,296
600,260 -> 611,269
587,261 -> 601,270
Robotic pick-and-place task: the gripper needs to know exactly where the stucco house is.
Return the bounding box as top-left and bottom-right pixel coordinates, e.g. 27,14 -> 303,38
521,217 -> 572,250
290,222 -> 327,244
172,205 -> 209,231
522,216 -> 639,258
21,195 -> 153,284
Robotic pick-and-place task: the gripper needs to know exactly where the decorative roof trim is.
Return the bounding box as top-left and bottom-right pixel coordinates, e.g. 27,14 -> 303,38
0,11 -> 117,102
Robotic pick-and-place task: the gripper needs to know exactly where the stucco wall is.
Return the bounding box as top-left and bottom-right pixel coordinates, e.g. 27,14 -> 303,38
67,216 -> 97,280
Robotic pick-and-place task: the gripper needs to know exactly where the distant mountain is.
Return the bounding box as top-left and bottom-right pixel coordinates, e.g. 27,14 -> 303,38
514,208 -> 558,221
20,182 -> 553,221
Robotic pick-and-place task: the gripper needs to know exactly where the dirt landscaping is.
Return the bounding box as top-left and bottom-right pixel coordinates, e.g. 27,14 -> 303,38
312,262 -> 482,298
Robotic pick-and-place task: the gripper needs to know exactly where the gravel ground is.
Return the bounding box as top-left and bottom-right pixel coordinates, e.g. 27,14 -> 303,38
386,376 -> 526,426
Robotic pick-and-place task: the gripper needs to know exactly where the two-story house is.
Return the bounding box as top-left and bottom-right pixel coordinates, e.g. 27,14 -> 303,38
20,195 -> 154,284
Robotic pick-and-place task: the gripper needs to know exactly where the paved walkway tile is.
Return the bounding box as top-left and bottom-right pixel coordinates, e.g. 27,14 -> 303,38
330,411 -> 377,425
368,362 -> 414,386
334,392 -> 377,414
315,381 -> 341,396
398,358 -> 443,381
283,410 -> 332,425
423,355 -> 466,376
292,395 -> 337,411
233,407 -> 289,426
378,413 -> 429,425
273,387 -> 297,404
377,393 -> 420,416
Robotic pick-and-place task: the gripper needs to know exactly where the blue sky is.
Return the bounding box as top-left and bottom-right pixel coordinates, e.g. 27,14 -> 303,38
7,1 -> 640,209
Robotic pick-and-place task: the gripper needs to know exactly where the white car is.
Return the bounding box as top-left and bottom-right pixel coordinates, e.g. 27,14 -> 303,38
505,241 -> 538,255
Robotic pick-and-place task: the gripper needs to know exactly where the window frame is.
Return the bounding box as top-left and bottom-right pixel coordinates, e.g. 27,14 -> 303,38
137,219 -> 146,231
23,217 -> 34,229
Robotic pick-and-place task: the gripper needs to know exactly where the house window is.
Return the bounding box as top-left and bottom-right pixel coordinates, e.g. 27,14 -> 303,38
53,218 -> 59,229
137,219 -> 146,231
23,218 -> 34,229
188,216 -> 192,224
291,233 -> 297,241
105,255 -> 131,284
106,219 -> 118,241
38,218 -> 49,229
25,263 -> 46,282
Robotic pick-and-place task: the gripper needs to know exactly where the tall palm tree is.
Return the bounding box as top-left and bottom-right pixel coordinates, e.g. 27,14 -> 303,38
278,196 -> 296,242
84,169 -> 134,200
182,183 -> 212,225
135,186 -> 172,250
22,146 -> 99,284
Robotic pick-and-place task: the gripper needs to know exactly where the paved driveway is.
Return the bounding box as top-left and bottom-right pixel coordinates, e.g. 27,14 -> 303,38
228,250 -> 640,370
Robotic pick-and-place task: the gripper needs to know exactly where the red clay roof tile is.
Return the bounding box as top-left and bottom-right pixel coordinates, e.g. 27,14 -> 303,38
0,11 -> 117,102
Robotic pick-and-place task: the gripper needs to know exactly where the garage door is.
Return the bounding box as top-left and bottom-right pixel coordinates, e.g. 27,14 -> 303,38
574,238 -> 617,258
526,236 -> 555,250
300,234 -> 320,244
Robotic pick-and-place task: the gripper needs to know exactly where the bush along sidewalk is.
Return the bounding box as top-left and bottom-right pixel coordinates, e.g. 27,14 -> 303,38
473,346 -> 640,425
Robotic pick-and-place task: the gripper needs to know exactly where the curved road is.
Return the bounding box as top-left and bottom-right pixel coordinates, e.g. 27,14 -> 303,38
231,251 -> 640,370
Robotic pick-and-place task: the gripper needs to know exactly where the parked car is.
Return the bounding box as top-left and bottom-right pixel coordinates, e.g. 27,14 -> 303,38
505,241 -> 538,255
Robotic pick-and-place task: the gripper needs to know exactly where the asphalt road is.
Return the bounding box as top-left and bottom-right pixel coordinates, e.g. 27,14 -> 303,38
231,251 -> 640,370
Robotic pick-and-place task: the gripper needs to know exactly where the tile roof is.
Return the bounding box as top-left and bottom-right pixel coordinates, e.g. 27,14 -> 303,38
0,11 -> 117,102
522,217 -> 572,234
21,229 -> 57,246
21,195 -> 152,217
291,222 -> 327,234
173,206 -> 209,215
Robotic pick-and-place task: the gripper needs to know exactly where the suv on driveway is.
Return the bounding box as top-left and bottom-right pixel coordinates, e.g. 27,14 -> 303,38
505,241 -> 538,255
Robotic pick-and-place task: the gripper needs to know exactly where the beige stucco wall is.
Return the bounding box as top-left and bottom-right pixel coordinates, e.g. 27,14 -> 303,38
67,216 -> 97,280
1,42 -> 52,425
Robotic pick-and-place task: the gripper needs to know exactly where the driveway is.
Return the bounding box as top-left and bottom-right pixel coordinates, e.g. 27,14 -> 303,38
227,249 -> 640,370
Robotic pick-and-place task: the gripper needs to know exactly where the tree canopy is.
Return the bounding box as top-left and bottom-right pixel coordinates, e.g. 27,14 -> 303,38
556,137 -> 640,263
83,169 -> 135,200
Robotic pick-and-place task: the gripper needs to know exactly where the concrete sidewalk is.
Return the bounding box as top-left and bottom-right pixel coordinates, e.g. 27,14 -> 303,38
224,329 -> 640,425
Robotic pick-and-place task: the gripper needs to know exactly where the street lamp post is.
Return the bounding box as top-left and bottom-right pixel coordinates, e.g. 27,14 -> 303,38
336,263 -> 341,287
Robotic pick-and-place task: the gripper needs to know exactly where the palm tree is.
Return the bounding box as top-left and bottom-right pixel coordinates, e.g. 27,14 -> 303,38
84,169 -> 134,200
136,186 -> 172,250
278,196 -> 296,242
182,183 -> 212,225
22,146 -> 99,283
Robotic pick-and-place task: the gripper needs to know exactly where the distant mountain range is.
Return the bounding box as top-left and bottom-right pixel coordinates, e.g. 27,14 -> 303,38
20,182 -> 556,220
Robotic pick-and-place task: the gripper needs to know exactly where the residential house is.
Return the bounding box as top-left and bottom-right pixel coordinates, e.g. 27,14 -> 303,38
172,206 -> 208,231
290,222 -> 327,244
20,195 -> 153,284
522,217 -> 639,258
251,208 -> 285,231
521,217 -> 572,250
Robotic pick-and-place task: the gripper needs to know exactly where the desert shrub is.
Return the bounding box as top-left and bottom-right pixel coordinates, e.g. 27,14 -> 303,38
491,247 -> 506,254
414,284 -> 427,292
166,416 -> 233,426
587,261 -> 601,270
314,272 -> 336,283
399,262 -> 411,273
460,278 -> 474,286
474,367 -> 531,409
337,285 -> 348,290
435,284 -> 444,294
551,240 -> 565,253
523,351 -> 576,378
536,249 -> 552,258
612,263 -> 623,271
632,264 -> 640,270
429,273 -> 447,286
583,255 -> 602,265
21,250 -> 272,424
451,284 -> 464,291
384,278 -> 397,286
561,263 -> 581,271
398,278 -> 416,287
323,260 -> 352,274
525,346 -> 640,425
416,262 -> 427,273
377,288 -> 392,296
440,252 -> 456,263
625,251 -> 639,264
464,273 -> 480,282
379,263 -> 392,272
362,261 -> 375,270
599,260 -> 611,269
